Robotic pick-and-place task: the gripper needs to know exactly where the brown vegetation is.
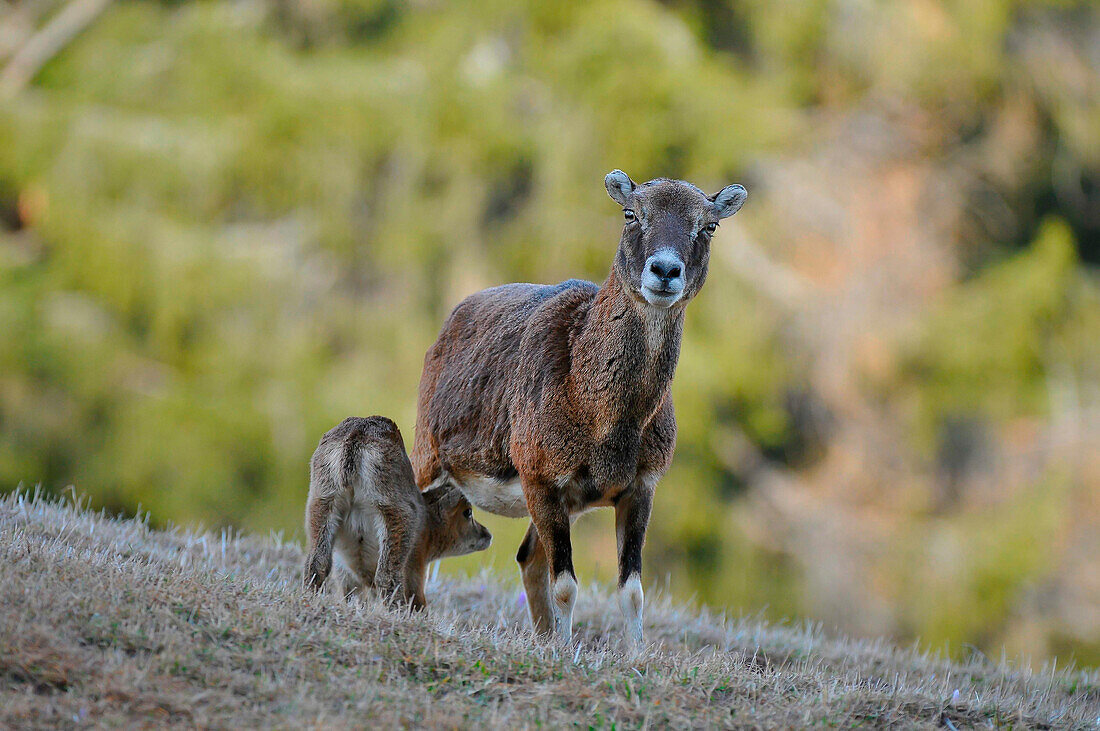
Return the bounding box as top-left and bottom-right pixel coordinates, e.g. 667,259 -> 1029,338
2,489 -> 1097,728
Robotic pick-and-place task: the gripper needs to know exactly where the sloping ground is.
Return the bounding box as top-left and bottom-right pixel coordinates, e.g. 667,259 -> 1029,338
1,491 -> 1096,729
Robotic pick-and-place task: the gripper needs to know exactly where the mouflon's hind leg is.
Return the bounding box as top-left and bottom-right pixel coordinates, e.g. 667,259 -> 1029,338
374,498 -> 422,606
303,489 -> 346,591
615,475 -> 654,646
523,478 -> 577,642
516,522 -> 553,635
333,563 -> 368,601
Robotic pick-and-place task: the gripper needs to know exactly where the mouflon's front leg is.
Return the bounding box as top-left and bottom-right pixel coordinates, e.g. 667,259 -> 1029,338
615,474 -> 655,646
523,476 -> 577,641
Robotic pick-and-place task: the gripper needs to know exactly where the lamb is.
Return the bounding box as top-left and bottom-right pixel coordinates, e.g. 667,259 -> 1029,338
303,416 -> 492,608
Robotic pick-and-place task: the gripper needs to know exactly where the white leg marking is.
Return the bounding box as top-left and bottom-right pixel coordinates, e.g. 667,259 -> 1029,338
551,572 -> 578,642
618,574 -> 644,646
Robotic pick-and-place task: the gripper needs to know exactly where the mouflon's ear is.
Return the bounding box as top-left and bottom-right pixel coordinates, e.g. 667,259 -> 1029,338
605,170 -> 636,207
424,483 -> 463,511
711,184 -> 747,219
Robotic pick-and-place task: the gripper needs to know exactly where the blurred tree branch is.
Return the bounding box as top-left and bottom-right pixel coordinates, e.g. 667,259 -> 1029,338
0,0 -> 112,100
716,222 -> 812,309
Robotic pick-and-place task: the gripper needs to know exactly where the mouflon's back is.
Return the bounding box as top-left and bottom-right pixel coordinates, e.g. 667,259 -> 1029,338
411,280 -> 599,488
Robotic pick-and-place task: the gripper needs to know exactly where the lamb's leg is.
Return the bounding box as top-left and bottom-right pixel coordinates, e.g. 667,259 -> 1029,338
524,479 -> 576,642
337,564 -> 366,601
335,533 -> 375,602
374,498 -> 422,607
516,522 -> 553,634
404,555 -> 429,612
615,477 -> 654,646
303,490 -> 345,591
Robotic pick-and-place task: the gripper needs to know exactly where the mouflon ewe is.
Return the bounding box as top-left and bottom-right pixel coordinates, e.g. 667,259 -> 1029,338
304,416 -> 492,608
412,171 -> 747,642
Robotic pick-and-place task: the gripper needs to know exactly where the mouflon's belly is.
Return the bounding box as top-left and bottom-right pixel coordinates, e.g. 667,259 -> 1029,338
454,470 -> 630,518
452,473 -> 529,518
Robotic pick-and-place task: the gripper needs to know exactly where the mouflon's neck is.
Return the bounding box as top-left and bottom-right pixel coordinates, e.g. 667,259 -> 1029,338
594,267 -> 686,348
417,507 -> 451,562
568,268 -> 684,422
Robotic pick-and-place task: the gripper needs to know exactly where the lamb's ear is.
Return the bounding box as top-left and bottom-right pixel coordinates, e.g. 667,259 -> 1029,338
711,184 -> 747,219
443,489 -> 465,511
605,170 -> 636,206
424,484 -> 463,510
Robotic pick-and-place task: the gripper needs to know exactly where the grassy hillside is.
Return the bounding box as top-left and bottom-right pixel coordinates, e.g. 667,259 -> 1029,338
3,0 -> 1099,668
2,490 -> 1097,729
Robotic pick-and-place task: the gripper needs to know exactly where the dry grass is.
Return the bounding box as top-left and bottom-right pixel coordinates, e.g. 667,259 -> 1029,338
1,490 -> 1097,729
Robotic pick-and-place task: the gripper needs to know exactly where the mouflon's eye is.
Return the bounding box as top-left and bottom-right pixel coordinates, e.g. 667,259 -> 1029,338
463,508 -> 473,519
705,222 -> 718,234
624,209 -> 636,223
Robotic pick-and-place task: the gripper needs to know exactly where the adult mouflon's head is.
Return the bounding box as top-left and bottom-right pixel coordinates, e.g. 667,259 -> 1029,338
605,170 -> 746,309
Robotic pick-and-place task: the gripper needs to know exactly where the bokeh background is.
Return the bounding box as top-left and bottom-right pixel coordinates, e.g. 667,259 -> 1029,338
1,0 -> 1098,669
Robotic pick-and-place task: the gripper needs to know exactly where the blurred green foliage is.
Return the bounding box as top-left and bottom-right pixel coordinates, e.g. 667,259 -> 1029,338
904,218 -> 1098,447
1,0 -> 1098,667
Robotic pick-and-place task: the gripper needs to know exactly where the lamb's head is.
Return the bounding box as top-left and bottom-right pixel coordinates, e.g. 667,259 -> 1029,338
605,170 -> 746,309
422,483 -> 492,559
